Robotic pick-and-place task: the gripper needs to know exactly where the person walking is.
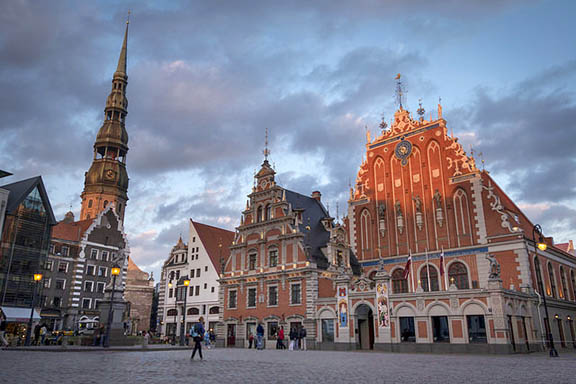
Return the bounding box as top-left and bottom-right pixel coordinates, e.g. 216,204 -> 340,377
248,332 -> 254,349
93,325 -> 101,346
0,314 -> 8,347
256,323 -> 264,350
276,326 -> 285,349
209,329 -> 216,348
299,326 -> 307,351
39,324 -> 48,345
289,327 -> 296,351
33,324 -> 41,346
190,317 -> 205,360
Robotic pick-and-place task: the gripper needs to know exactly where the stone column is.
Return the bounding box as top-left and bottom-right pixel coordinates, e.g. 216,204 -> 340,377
373,266 -> 392,348
335,271 -> 352,347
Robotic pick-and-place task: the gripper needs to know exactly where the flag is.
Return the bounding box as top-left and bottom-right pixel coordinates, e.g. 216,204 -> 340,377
440,249 -> 445,276
403,252 -> 412,280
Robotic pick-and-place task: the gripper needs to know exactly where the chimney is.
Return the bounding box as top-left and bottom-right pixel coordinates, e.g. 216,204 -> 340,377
311,191 -> 321,202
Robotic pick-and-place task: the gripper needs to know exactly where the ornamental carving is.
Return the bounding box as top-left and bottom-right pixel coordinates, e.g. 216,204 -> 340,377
483,180 -> 513,232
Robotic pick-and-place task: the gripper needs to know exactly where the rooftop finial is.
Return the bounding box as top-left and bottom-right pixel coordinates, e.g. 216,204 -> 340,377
263,127 -> 270,161
417,98 -> 425,122
115,12 -> 130,74
395,73 -> 405,110
438,97 -> 443,119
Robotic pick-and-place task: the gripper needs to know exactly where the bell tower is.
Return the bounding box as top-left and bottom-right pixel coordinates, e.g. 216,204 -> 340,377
80,18 -> 130,224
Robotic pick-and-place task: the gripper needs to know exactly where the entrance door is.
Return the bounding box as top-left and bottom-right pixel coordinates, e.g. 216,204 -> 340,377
507,315 -> 516,352
521,317 -> 530,351
355,304 -> 374,350
227,324 -> 236,346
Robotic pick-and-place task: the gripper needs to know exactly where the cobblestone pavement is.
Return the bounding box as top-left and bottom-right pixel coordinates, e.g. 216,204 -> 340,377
0,348 -> 575,384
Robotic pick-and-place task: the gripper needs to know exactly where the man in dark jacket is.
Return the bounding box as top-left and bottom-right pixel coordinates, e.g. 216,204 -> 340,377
190,317 -> 205,360
256,323 -> 264,350
0,315 -> 8,347
299,327 -> 307,350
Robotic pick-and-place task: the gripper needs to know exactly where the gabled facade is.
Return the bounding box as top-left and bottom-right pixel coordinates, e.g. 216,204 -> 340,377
125,257 -> 154,334
158,220 -> 234,340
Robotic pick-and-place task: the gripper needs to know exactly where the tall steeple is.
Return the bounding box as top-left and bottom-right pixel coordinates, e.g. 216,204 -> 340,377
80,17 -> 131,224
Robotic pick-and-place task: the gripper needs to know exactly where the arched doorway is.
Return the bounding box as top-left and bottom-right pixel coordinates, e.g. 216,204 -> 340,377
355,304 -> 374,350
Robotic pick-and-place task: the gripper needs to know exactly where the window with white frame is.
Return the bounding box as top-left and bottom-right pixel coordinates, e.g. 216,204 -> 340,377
55,279 -> 66,290
196,268 -> 201,278
90,249 -> 98,259
247,287 -> 257,308
290,282 -> 302,305
94,299 -> 101,310
228,289 -> 237,309
45,260 -> 53,271
98,266 -> 107,277
84,281 -> 94,292
97,282 -> 106,293
58,262 -> 68,273
82,298 -> 91,309
101,251 -> 109,262
86,265 -> 95,276
43,278 -> 51,289
61,245 -> 69,257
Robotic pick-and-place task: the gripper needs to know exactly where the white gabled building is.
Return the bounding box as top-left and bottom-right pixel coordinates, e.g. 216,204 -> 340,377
158,219 -> 233,339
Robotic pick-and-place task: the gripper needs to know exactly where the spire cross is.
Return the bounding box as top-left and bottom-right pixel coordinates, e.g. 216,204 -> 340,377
263,128 -> 270,161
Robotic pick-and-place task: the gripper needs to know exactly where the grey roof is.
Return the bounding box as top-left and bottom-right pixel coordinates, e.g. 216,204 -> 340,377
0,176 -> 57,225
284,189 -> 360,274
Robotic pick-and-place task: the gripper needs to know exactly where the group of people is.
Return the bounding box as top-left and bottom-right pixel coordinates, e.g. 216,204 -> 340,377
248,324 -> 307,351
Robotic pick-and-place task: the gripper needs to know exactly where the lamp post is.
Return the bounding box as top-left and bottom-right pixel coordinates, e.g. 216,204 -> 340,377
532,224 -> 558,357
103,265 -> 121,348
179,279 -> 190,346
25,273 -> 43,346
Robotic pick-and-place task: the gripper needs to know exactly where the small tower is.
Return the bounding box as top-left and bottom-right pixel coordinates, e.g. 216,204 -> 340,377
80,18 -> 130,223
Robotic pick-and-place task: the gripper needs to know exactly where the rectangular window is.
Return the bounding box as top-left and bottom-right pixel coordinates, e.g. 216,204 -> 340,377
82,298 -> 91,309
205,266 -> 208,272
176,270 -> 180,280
190,269 -> 195,278
84,281 -> 94,292
61,246 -> 69,257
97,282 -> 106,293
268,321 -> 279,340
53,297 -> 61,307
399,317 -> 416,342
204,283 -> 207,289
202,305 -> 206,315
90,249 -> 98,259
169,288 -> 173,298
432,316 -> 450,343
247,287 -> 257,308
58,262 -> 68,273
49,244 -> 55,254
291,283 -> 302,305
86,265 -> 95,276
101,251 -> 109,262
268,286 -> 278,306
467,315 -> 487,343
98,266 -> 107,277
269,249 -> 278,267
43,278 -> 51,289
192,237 -> 196,242
211,287 -> 215,293
55,279 -> 66,290
228,290 -> 237,309
45,260 -> 53,271
196,268 -> 201,278
94,299 -> 101,310
322,319 -> 335,343
195,285 -> 200,296
249,254 -> 257,270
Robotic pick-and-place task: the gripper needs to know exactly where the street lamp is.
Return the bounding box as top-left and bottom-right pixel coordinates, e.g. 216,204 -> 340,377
179,279 -> 190,346
532,224 -> 558,357
103,265 -> 121,348
25,273 -> 43,346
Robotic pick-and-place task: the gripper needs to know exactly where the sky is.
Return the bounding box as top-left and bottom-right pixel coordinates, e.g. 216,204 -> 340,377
1,0 -> 575,280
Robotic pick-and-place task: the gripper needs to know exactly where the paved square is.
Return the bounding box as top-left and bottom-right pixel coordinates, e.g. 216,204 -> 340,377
0,348 -> 575,384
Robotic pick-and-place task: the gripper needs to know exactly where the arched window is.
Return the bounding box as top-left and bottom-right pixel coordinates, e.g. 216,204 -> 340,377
268,248 -> 278,267
571,270 -> 576,302
88,199 -> 93,208
209,306 -> 220,314
392,269 -> 408,294
167,309 -> 177,316
257,206 -> 263,222
360,209 -> 373,260
448,262 -> 469,289
336,250 -> 344,267
187,307 -> 200,316
265,204 -> 272,220
560,267 -> 568,300
420,265 -> 439,292
534,257 -> 543,293
547,263 -> 557,298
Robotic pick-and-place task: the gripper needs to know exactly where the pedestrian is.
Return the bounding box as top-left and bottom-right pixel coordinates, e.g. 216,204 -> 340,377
0,314 -> 8,348
39,324 -> 48,345
190,317 -> 205,360
93,325 -> 101,346
276,326 -> 285,349
33,324 -> 41,346
142,330 -> 149,349
204,329 -> 211,349
256,323 -> 264,350
289,327 -> 296,351
299,326 -> 307,350
248,332 -> 254,349
209,329 -> 216,348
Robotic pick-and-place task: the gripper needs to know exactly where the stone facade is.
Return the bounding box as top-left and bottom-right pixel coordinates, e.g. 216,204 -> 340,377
124,257 -> 154,334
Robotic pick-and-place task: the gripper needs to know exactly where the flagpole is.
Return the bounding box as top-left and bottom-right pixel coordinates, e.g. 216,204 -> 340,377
442,247 -> 448,290
425,248 -> 431,292
410,250 -> 415,292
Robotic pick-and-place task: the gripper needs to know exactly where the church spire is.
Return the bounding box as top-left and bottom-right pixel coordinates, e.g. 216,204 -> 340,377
80,18 -> 131,224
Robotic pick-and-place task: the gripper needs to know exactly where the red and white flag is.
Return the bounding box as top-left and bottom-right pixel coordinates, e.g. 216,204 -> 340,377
439,249 -> 445,276
403,252 -> 412,280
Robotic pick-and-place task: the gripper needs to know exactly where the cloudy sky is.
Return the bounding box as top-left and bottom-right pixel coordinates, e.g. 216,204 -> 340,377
1,0 -> 575,279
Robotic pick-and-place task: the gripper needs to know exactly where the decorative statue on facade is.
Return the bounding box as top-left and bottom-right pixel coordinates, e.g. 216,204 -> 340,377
378,202 -> 387,237
486,254 -> 501,280
433,189 -> 444,227
395,201 -> 404,234
413,195 -> 423,231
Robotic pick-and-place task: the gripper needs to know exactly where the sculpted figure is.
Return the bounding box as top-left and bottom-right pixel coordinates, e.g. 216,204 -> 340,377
486,254 -> 501,279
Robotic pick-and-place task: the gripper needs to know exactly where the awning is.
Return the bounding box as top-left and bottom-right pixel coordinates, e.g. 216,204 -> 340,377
1,306 -> 41,322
